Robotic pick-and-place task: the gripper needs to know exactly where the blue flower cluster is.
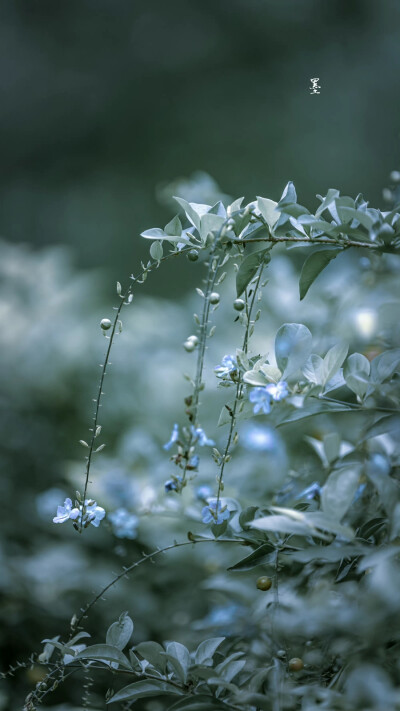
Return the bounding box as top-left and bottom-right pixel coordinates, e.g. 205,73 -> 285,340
214,355 -> 238,382
163,424 -> 215,450
108,507 -> 138,539
249,381 -> 289,415
53,498 -> 105,528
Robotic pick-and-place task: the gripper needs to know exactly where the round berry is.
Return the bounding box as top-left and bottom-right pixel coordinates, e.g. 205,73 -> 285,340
187,335 -> 199,346
183,340 -> 196,352
100,318 -> 112,331
256,576 -> 272,591
210,292 -> 220,305
288,657 -> 304,672
390,170 -> 400,183
233,298 -> 245,312
187,249 -> 199,262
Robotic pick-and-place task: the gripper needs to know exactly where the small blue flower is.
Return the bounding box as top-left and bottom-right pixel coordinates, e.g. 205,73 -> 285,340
165,476 -> 183,493
214,355 -> 238,380
249,387 -> 272,415
191,426 -> 215,447
163,423 -> 179,451
202,498 -> 230,525
294,482 -> 322,501
108,508 -> 138,539
53,498 -> 105,528
188,454 -> 200,470
249,381 -> 289,414
196,485 -> 213,501
53,498 -> 79,524
83,500 -> 106,527
266,381 -> 289,401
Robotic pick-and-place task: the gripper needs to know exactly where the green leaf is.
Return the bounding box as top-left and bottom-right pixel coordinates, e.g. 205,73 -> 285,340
236,249 -> 270,297
336,206 -> 374,230
228,543 -> 275,571
285,544 -> 367,564
200,213 -> 225,242
71,644 -> 132,669
275,323 -> 312,379
250,514 -> 330,540
173,197 -> 211,232
256,197 -> 280,228
164,641 -> 190,683
303,354 -> 325,384
134,641 -> 167,672
364,414 -> 400,440
278,181 -> 297,206
194,637 -> 225,666
107,679 -> 182,704
315,188 -> 340,218
322,343 -> 349,385
141,227 -> 191,244
149,240 -> 163,260
242,369 -> 268,386
106,612 -> 134,651
238,506 -> 259,530
343,352 -> 370,398
370,348 -> 400,383
323,432 -> 341,464
358,545 -> 400,573
321,466 -> 362,520
304,512 -> 354,539
299,248 -> 341,300
164,215 -> 183,236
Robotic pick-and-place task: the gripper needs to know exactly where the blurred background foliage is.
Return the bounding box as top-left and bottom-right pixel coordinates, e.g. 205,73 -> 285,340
1,1 -> 400,708
1,0 -> 400,288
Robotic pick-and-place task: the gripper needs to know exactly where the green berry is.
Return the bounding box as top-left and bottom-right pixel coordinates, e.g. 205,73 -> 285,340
210,292 -> 220,305
256,576 -> 272,591
100,319 -> 112,330
288,657 -> 304,672
233,298 -> 245,312
187,249 -> 199,262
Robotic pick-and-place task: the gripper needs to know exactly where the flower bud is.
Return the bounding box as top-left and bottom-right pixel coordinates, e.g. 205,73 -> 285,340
100,318 -> 112,330
183,340 -> 196,352
210,292 -> 220,305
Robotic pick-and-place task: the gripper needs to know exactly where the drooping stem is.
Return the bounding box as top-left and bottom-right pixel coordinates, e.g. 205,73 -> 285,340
70,537 -> 240,634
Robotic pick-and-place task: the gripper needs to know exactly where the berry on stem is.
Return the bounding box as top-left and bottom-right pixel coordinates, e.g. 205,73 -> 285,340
288,657 -> 304,672
233,298 -> 245,312
256,576 -> 272,591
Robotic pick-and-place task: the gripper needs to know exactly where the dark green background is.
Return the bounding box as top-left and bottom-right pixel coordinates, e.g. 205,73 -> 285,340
1,0 -> 399,292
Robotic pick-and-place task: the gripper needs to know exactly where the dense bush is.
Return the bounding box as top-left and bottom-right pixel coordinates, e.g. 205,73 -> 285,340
2,174 -> 400,710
